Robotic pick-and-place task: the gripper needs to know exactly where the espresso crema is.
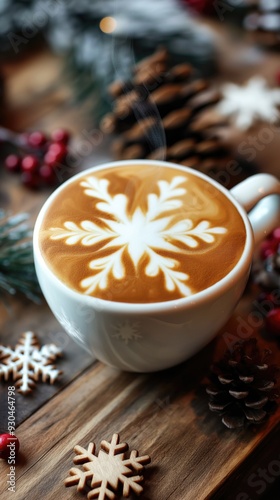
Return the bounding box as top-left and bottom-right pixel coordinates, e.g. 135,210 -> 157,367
39,164 -> 246,303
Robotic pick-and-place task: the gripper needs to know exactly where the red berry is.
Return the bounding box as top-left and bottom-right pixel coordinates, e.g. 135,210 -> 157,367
260,240 -> 278,260
51,128 -> 70,144
276,71 -> 280,87
0,434 -> 20,460
27,131 -> 47,148
39,165 -> 57,185
21,171 -> 39,189
48,142 -> 67,157
43,151 -> 57,168
182,0 -> 212,14
44,143 -> 67,166
4,154 -> 21,173
265,308 -> 280,336
272,228 -> 280,242
21,155 -> 39,173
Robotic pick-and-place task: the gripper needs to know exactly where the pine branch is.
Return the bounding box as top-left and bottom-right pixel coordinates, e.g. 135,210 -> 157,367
0,211 -> 41,303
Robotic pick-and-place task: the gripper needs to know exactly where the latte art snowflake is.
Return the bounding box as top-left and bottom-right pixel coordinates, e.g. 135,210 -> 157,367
50,175 -> 227,298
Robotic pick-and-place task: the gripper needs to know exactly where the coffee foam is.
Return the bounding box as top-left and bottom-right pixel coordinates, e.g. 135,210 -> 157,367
39,164 -> 246,303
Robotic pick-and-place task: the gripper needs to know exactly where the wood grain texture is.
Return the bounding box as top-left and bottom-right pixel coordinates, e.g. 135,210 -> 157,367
0,297 -> 93,428
0,309 -> 279,500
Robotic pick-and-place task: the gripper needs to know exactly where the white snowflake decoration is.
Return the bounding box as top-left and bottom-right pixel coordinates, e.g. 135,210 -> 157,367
112,320 -> 142,345
0,331 -> 62,394
50,175 -> 227,299
217,77 -> 280,130
65,433 -> 151,499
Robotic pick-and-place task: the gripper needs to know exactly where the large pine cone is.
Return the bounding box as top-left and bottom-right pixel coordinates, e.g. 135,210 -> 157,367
101,49 -> 236,179
206,339 -> 279,429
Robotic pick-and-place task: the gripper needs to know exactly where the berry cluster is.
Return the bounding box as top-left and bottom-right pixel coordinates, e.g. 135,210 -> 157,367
254,228 -> 280,337
3,128 -> 70,189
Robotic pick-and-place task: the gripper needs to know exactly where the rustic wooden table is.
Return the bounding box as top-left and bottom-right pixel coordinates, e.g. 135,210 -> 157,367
0,24 -> 280,500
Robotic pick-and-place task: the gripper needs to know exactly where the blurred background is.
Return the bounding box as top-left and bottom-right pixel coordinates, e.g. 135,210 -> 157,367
0,0 -> 279,192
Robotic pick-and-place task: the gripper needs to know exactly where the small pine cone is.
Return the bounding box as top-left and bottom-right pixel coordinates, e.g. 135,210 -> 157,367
206,339 -> 279,429
253,245 -> 280,291
100,48 -> 235,181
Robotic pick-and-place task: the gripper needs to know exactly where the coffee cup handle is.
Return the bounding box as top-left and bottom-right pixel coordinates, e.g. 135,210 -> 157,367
230,174 -> 280,245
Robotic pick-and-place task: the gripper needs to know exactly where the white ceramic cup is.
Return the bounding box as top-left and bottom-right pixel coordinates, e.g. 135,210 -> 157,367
33,161 -> 280,372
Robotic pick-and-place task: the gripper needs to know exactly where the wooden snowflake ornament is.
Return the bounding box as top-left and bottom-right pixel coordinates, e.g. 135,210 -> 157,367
0,331 -> 62,394
65,433 -> 151,499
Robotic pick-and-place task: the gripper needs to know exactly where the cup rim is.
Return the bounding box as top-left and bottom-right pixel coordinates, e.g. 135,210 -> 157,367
33,159 -> 254,314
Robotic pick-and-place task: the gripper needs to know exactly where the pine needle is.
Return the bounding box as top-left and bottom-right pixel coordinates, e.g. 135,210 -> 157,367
0,211 -> 41,303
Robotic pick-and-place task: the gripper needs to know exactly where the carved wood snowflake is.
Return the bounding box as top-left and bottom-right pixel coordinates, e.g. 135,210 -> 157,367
0,331 -> 62,394
112,321 -> 142,344
65,433 -> 151,499
50,175 -> 227,298
217,77 -> 280,130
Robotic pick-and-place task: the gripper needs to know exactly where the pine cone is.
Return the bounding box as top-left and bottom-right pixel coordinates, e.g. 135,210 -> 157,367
253,244 -> 280,290
244,1 -> 280,48
101,49 -> 235,179
206,339 -> 279,429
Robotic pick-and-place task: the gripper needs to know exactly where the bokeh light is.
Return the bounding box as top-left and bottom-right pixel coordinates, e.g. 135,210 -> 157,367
99,17 -> 117,34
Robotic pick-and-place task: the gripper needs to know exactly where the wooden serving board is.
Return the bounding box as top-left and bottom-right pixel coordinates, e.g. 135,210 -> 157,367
0,302 -> 279,500
0,27 -> 280,500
